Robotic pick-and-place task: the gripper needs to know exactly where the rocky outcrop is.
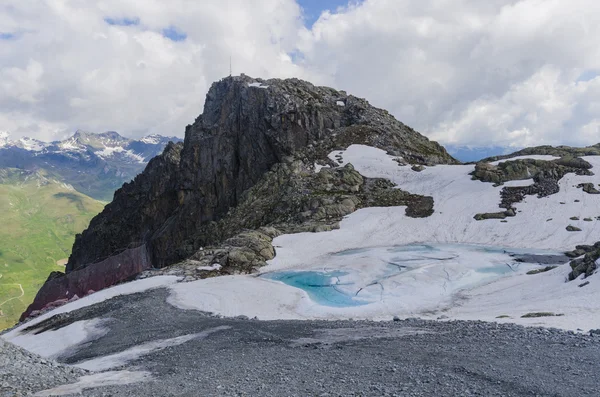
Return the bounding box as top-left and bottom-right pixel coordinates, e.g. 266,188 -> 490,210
566,243 -> 600,280
471,157 -> 594,220
577,183 -> 600,194
67,75 -> 453,272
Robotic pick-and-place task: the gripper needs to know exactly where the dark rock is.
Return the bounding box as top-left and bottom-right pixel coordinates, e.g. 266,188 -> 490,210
566,225 -> 582,232
568,243 -> 599,280
411,165 -> 425,172
578,281 -> 590,288
577,183 -> 600,194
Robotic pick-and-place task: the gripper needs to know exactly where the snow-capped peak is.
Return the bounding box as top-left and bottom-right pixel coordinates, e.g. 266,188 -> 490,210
139,134 -> 163,145
15,137 -> 47,152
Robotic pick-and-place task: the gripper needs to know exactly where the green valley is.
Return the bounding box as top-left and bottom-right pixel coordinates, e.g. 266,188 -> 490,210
0,169 -> 105,330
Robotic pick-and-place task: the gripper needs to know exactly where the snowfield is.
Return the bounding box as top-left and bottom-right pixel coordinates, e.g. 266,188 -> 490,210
168,145 -> 600,330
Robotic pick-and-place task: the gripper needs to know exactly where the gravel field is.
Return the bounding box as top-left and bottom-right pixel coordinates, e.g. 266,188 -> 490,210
2,288 -> 600,396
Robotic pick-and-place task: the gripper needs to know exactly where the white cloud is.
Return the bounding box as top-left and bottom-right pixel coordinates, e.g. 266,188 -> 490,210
0,0 -> 599,148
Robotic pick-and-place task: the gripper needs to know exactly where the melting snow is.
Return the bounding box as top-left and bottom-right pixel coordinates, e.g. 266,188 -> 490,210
5,318 -> 110,359
33,371 -> 152,396
74,326 -> 230,371
490,155 -> 560,165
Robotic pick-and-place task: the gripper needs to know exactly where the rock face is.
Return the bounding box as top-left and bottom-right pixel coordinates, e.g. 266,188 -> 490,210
67,75 -> 455,272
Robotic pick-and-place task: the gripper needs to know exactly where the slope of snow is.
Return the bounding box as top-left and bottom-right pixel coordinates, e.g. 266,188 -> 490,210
16,137 -> 47,151
139,135 -> 162,145
58,138 -> 85,152
447,266 -> 600,330
6,318 -> 110,359
2,276 -> 180,354
95,146 -> 145,163
75,326 -> 230,371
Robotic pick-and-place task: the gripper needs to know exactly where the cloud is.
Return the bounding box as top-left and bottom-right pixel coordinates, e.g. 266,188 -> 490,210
0,0 -> 599,148
0,0 -> 308,140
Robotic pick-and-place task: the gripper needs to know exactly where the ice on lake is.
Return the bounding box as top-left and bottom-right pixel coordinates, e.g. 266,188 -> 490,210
261,243 -> 566,308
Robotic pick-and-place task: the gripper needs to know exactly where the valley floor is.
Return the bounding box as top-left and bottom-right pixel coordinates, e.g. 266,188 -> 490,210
2,288 -> 600,397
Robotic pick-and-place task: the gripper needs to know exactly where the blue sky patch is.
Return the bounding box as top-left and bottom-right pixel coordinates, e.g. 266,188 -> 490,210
162,26 -> 187,42
104,17 -> 140,26
0,32 -> 18,40
577,70 -> 599,83
297,0 -> 358,27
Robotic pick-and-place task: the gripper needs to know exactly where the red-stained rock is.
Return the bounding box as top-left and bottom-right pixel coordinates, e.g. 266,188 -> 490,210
20,244 -> 151,321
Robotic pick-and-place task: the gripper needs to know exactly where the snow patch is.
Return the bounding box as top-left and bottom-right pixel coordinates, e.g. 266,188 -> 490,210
74,326 -> 230,371
4,318 -> 110,359
197,263 -> 222,272
336,100 -> 345,106
490,155 -> 560,165
248,82 -> 269,89
16,137 -> 47,151
33,371 -> 151,396
139,135 -> 161,145
95,146 -> 145,163
314,163 -> 330,173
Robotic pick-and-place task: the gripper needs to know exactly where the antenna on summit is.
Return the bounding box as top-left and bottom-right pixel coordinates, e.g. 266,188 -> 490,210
229,56 -> 232,77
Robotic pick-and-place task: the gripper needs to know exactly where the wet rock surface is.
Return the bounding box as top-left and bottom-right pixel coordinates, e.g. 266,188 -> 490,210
6,289 -> 600,397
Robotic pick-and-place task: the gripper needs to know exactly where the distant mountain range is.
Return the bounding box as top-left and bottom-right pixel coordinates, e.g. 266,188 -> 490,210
0,131 -> 182,201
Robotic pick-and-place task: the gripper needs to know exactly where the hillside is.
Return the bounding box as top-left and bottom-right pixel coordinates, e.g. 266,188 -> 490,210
0,169 -> 105,329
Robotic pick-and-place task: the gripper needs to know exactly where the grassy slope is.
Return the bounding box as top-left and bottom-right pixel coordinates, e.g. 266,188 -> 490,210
0,170 -> 105,330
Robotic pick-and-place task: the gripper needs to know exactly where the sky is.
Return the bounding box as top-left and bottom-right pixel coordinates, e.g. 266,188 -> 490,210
0,0 -> 599,149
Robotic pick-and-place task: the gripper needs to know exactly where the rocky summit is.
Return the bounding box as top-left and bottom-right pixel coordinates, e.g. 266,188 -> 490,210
20,75 -> 455,319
